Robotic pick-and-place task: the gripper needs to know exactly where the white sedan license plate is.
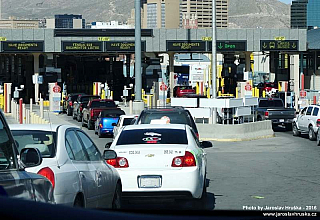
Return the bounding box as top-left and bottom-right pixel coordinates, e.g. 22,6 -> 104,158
138,176 -> 162,188
279,119 -> 285,123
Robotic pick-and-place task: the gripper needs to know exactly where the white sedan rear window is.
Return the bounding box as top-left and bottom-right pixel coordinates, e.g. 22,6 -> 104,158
116,129 -> 188,145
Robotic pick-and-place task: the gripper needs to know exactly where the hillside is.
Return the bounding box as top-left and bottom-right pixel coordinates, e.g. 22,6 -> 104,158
228,0 -> 290,28
1,0 -> 290,28
1,0 -> 134,22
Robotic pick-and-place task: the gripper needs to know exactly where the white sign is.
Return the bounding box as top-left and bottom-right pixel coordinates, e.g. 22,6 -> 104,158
52,92 -> 61,112
189,65 -> 207,87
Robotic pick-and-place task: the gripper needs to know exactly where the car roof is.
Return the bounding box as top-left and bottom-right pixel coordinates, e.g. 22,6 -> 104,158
120,114 -> 138,118
123,124 -> 186,131
91,99 -> 114,102
143,107 -> 186,113
9,124 -> 79,131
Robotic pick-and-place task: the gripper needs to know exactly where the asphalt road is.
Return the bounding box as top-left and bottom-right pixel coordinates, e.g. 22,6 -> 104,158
28,113 -> 320,211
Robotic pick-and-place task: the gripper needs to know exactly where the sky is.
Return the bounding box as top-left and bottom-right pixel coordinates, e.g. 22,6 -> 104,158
279,0 -> 292,4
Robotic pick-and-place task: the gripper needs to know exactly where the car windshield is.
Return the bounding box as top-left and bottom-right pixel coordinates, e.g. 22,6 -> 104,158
116,129 -> 188,145
139,111 -> 189,125
11,130 -> 57,158
259,100 -> 284,107
91,101 -> 116,108
80,96 -> 99,102
179,86 -> 192,90
123,118 -> 134,126
100,110 -> 124,117
0,118 -> 16,170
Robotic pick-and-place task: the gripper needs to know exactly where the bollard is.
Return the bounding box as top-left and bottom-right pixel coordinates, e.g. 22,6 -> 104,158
26,109 -> 29,124
129,100 -> 133,115
40,98 -> 44,119
22,104 -> 26,124
16,103 -> 19,121
19,99 -> 23,124
314,96 -> 317,105
30,98 -> 33,113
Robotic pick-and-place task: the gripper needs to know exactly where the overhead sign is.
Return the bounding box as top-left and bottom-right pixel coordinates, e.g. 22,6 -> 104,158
208,41 -> 247,51
261,40 -> 299,51
0,37 -> 7,41
2,41 -> 44,52
98,37 -> 111,41
62,41 -> 103,52
105,41 -> 146,52
167,41 -> 206,52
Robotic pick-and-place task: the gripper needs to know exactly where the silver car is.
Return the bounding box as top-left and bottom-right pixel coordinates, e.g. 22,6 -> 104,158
10,124 -> 122,209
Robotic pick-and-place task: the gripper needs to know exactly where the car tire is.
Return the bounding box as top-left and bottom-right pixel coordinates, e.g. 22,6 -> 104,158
77,113 -> 82,122
317,133 -> 320,146
285,124 -> 292,131
292,124 -> 300,136
73,195 -> 84,208
112,183 -> 122,210
191,176 -> 207,210
81,117 -> 86,127
67,107 -> 72,116
309,126 -> 316,141
87,120 -> 93,130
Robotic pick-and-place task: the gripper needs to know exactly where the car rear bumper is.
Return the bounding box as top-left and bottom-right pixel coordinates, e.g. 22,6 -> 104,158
116,167 -> 203,199
270,118 -> 293,125
99,128 -> 114,134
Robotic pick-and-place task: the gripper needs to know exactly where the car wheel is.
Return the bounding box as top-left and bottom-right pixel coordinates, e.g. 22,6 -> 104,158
285,124 -> 292,131
112,183 -> 122,209
292,124 -> 300,136
191,176 -> 207,210
73,195 -> 84,208
67,108 -> 72,116
309,126 -> 316,141
81,117 -> 86,127
87,120 -> 93,130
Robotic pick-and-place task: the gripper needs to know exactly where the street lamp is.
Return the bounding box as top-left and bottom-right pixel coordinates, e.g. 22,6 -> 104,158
211,0 -> 217,124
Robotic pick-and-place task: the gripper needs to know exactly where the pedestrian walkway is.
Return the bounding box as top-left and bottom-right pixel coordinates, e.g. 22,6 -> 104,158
4,113 -> 18,124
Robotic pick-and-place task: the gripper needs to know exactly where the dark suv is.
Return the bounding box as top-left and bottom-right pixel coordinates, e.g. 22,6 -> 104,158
135,107 -> 199,138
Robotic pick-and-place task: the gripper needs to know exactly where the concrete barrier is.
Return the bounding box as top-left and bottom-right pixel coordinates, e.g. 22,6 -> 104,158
197,120 -> 274,142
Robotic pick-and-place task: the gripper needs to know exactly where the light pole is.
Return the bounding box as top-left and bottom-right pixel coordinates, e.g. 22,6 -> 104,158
135,0 -> 142,102
211,0 -> 217,124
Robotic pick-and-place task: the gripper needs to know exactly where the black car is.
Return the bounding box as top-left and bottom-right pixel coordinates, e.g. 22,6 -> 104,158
135,107 -> 199,138
63,93 -> 86,116
0,110 -> 54,203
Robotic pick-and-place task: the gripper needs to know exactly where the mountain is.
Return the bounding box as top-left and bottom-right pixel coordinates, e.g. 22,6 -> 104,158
1,0 -> 290,28
1,0 -> 135,22
228,0 -> 290,28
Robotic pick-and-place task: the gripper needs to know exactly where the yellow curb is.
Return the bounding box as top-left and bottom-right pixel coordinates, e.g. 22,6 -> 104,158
200,134 -> 275,142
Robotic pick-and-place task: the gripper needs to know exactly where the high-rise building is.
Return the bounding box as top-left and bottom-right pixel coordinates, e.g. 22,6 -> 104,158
180,0 -> 229,28
291,0 -> 308,29
46,14 -> 85,29
307,0 -> 320,28
142,0 -> 180,29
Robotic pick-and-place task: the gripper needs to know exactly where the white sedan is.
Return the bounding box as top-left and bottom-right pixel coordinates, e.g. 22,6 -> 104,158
10,124 -> 122,209
106,124 -> 212,202
113,114 -> 138,139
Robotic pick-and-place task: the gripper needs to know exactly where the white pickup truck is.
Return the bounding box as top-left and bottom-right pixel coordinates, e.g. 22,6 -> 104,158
293,105 -> 320,141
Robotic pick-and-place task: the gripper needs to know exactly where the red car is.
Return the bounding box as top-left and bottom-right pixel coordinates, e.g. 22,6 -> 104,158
173,86 -> 196,97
